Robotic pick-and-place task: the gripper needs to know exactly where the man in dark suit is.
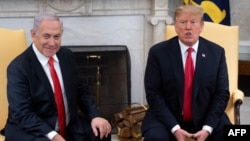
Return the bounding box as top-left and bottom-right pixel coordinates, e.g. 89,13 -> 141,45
4,12 -> 111,141
141,4 -> 231,141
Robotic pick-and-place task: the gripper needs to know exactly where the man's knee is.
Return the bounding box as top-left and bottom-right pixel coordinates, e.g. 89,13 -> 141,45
143,127 -> 171,141
87,132 -> 111,141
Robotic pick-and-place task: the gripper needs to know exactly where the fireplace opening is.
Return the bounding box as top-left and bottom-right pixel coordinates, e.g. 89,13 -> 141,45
65,45 -> 131,122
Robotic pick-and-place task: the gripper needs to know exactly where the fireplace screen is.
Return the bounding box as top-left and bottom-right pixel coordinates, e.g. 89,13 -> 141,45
65,45 -> 131,122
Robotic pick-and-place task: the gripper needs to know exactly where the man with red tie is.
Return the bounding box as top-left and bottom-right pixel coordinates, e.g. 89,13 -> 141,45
4,12 -> 111,141
141,4 -> 231,141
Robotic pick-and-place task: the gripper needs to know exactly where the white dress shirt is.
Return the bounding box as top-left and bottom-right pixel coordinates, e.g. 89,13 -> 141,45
32,44 -> 69,140
171,40 -> 213,135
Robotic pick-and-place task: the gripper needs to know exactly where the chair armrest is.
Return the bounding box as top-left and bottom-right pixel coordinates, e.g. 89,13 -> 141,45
232,89 -> 244,125
232,89 -> 244,104
0,134 -> 5,141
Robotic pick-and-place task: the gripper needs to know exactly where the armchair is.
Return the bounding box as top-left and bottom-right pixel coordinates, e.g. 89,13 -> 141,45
0,28 -> 27,140
165,21 -> 244,125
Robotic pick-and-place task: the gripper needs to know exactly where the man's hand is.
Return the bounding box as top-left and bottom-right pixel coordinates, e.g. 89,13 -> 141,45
192,129 -> 210,141
174,128 -> 194,141
52,134 -> 66,141
91,117 -> 111,139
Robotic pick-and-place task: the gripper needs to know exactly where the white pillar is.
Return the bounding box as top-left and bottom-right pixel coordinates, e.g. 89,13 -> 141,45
149,0 -> 173,44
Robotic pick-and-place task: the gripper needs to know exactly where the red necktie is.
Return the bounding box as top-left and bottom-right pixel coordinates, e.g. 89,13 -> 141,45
183,47 -> 194,121
48,57 -> 66,138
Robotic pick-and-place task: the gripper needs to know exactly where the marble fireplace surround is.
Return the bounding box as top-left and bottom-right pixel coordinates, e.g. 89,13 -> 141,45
1,0 -> 250,104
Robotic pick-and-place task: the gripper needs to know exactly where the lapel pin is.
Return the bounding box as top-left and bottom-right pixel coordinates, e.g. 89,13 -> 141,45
202,53 -> 206,58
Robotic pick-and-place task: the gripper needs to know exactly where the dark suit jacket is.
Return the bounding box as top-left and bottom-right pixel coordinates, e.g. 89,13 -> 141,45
5,45 -> 99,141
142,36 -> 231,134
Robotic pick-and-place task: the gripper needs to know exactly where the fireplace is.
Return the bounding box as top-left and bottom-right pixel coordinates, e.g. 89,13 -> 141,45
65,45 -> 131,122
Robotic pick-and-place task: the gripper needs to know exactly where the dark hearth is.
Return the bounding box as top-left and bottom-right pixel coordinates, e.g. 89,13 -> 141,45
64,45 -> 131,122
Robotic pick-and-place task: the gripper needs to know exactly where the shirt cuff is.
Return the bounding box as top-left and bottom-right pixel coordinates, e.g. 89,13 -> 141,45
46,131 -> 58,140
171,124 -> 181,134
202,125 -> 213,134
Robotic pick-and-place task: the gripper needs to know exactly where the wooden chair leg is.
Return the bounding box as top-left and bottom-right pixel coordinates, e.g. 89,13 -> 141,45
234,99 -> 243,125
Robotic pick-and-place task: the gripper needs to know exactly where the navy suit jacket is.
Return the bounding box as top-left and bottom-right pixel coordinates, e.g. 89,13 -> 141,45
5,45 -> 99,141
142,36 -> 231,134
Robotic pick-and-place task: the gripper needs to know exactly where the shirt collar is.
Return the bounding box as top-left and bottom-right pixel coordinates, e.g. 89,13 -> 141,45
32,43 -> 59,66
178,39 -> 199,54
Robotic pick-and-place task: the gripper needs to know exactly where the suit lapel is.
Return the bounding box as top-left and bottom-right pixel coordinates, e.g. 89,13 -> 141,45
168,38 -> 185,106
27,46 -> 56,103
193,39 -> 208,98
57,49 -> 70,92
56,49 -> 72,107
